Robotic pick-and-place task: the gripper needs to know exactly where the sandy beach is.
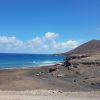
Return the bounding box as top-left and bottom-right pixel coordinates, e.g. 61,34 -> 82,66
0,53 -> 100,99
0,59 -> 100,91
0,90 -> 100,100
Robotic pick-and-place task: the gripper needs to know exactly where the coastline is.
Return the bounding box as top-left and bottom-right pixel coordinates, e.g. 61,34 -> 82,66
0,53 -> 100,89
0,54 -> 100,99
0,63 -> 62,70
0,57 -> 100,91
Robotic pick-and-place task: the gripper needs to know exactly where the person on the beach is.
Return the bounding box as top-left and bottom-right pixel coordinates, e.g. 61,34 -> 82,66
63,56 -> 71,70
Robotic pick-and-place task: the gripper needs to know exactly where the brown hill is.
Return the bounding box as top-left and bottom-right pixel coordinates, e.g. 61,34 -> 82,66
66,40 -> 100,55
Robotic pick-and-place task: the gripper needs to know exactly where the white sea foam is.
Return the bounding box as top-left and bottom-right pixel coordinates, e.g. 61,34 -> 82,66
39,61 -> 60,66
42,61 -> 57,64
32,61 -> 37,63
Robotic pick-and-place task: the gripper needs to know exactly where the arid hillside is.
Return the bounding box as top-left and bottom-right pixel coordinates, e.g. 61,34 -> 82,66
66,40 -> 100,55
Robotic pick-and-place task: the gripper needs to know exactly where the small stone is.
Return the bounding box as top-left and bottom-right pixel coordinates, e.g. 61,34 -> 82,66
58,90 -> 62,93
74,80 -> 76,82
35,74 -> 40,76
73,66 -> 78,68
57,74 -> 64,77
91,83 -> 95,85
49,68 -> 57,73
84,77 -> 88,79
96,83 -> 100,86
75,71 -> 80,75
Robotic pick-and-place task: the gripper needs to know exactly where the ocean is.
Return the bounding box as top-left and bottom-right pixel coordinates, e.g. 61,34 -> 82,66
0,53 -> 64,69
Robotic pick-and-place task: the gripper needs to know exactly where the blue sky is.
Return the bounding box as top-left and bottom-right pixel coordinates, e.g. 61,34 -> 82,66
0,0 -> 100,53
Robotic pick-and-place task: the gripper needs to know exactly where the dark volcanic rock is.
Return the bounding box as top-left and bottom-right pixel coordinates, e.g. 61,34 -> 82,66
91,83 -> 95,85
49,68 -> 57,73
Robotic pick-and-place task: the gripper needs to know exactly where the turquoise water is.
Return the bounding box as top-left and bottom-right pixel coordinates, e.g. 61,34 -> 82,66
0,53 -> 64,69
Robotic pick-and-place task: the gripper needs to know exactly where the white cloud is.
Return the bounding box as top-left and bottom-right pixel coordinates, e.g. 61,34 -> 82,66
52,40 -> 79,49
43,32 -> 59,40
0,32 -> 80,53
0,36 -> 23,47
0,36 -> 24,53
28,32 -> 59,48
28,37 -> 42,47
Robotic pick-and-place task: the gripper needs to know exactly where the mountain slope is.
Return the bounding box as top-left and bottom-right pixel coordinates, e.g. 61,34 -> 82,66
66,40 -> 100,55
